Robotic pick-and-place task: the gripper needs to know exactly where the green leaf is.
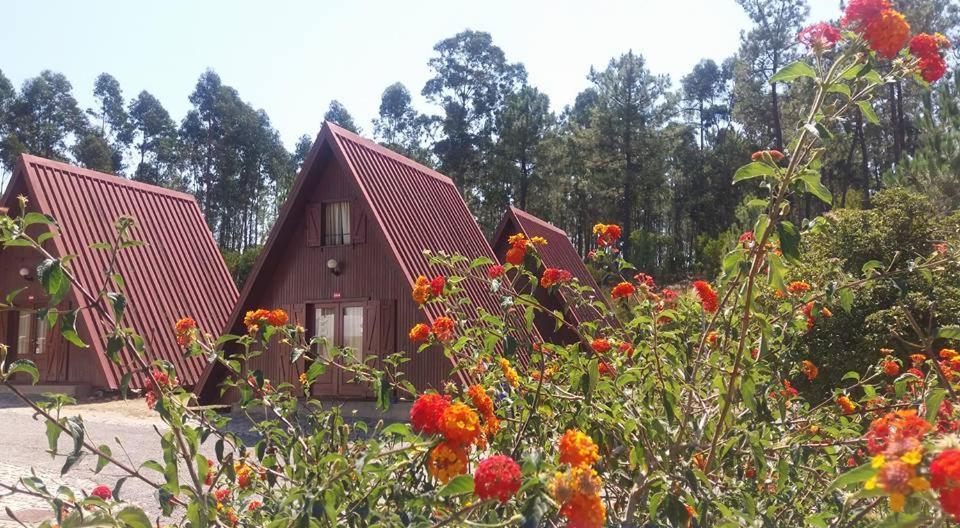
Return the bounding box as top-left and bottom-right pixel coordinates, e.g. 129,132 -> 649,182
770,61 -> 816,83
733,162 -> 773,183
5,286 -> 27,305
106,335 -> 124,364
862,260 -> 884,276
825,83 -> 852,97
838,288 -> 854,313
826,463 -> 876,492
926,388 -> 948,423
60,311 -> 88,349
37,259 -> 70,306
857,100 -> 880,125
437,474 -> 474,497
776,221 -> 801,263
106,292 -> 125,321
799,171 -> 832,205
45,420 -> 62,456
937,326 -> 960,340
95,445 -> 112,474
7,359 -> 39,383
116,507 -> 152,528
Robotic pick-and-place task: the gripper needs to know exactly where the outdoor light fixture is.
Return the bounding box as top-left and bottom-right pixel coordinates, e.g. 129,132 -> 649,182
19,267 -> 33,281
326,258 -> 341,276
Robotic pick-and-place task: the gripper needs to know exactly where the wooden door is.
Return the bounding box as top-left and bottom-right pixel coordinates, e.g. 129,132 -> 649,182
7,309 -> 55,383
308,300 -> 394,398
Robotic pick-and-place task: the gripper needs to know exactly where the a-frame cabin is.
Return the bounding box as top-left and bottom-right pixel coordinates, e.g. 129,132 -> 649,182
0,155 -> 237,391
196,123 -> 508,403
491,207 -> 612,345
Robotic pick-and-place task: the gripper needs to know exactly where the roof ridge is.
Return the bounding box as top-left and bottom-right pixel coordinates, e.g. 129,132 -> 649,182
20,154 -> 198,202
325,122 -> 455,186
510,206 -> 568,236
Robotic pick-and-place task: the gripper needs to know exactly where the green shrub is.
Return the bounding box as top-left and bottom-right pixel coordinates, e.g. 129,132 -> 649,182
784,188 -> 960,396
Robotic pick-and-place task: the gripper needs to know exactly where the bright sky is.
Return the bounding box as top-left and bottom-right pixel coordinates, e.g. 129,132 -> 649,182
3,0 -> 839,151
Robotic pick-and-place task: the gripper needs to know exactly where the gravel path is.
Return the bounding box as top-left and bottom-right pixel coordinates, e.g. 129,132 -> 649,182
0,394 -> 204,527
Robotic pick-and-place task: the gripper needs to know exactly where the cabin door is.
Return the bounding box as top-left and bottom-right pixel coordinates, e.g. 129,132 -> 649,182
308,301 -> 371,398
6,308 -> 56,383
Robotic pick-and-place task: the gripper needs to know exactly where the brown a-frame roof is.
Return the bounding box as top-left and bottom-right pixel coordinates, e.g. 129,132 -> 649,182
491,207 -> 611,327
2,154 -> 238,389
195,122 -> 512,398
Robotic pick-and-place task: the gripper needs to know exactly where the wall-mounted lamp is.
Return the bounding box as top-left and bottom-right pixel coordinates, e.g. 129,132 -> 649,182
326,258 -> 341,276
19,267 -> 33,281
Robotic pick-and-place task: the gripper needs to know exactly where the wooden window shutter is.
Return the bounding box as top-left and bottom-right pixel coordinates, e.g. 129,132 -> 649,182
305,204 -> 322,247
351,205 -> 366,245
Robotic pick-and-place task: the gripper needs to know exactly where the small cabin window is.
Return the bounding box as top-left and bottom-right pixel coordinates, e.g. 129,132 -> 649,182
35,316 -> 48,355
17,311 -> 32,356
323,202 -> 351,245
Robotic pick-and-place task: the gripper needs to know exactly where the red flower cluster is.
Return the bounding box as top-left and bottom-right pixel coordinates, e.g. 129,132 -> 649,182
865,409 -> 931,455
592,223 -> 622,248
90,485 -> 112,501
932,450 -> 960,519
432,316 -> 455,342
473,455 -> 522,503
487,264 -> 505,279
174,316 -> 197,346
412,275 -> 445,304
798,22 -> 842,51
541,268 -> 573,288
634,273 -> 656,289
243,308 -> 288,333
408,323 -> 430,343
590,338 -> 612,354
842,0 -> 910,59
145,368 -> 178,410
410,393 -> 451,435
910,33 -> 951,82
610,281 -> 636,300
738,231 -> 755,246
883,359 -> 901,377
692,281 -> 718,313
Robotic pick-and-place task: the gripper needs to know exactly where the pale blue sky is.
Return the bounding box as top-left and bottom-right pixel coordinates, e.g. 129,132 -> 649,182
3,0 -> 840,150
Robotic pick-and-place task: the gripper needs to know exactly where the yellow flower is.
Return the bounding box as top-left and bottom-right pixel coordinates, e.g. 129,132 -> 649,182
530,236 -> 548,246
865,476 -> 877,490
901,450 -> 922,466
871,455 -> 886,469
498,358 -> 519,388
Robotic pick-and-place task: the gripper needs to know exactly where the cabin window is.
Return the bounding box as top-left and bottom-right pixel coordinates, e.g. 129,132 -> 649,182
16,311 -> 31,356
323,202 -> 351,245
342,306 -> 364,363
35,316 -> 48,355
314,307 -> 336,359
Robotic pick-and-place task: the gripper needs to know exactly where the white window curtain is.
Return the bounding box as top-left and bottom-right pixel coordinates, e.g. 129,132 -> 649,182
17,312 -> 31,356
35,316 -> 48,355
314,307 -> 336,359
324,202 -> 351,245
342,306 -> 363,363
